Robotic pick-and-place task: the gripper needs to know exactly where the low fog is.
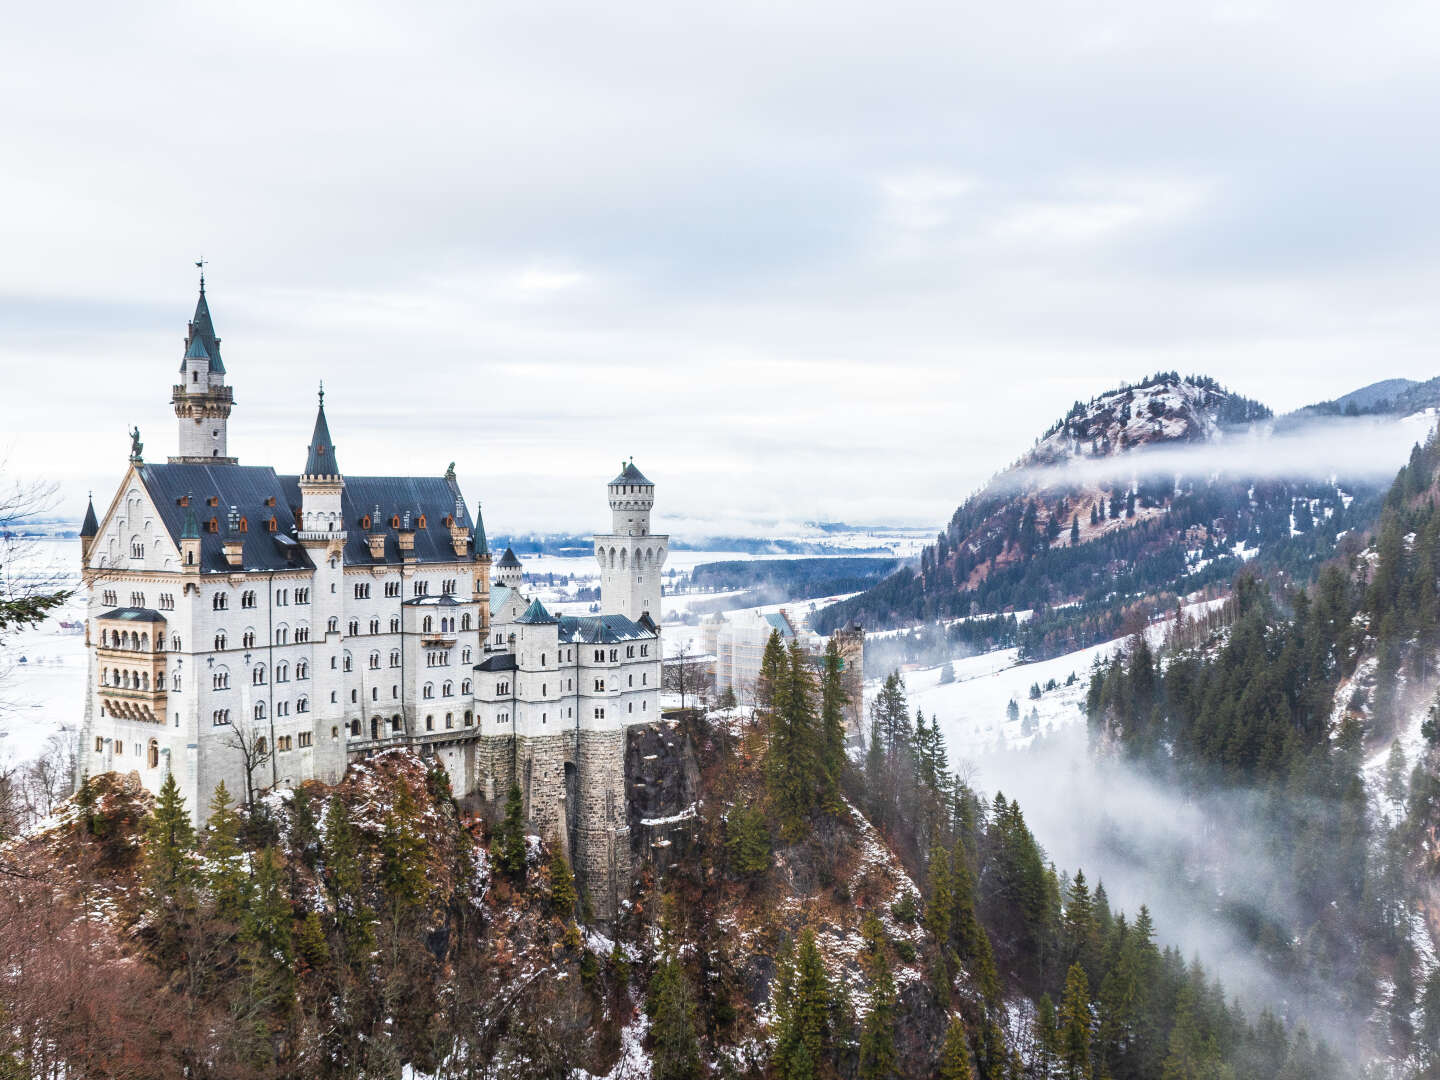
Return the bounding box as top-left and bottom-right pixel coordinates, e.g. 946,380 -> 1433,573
1004,410 -> 1436,495
962,725 -> 1365,1048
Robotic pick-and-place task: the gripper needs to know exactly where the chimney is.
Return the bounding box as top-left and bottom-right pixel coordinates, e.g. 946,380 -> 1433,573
397,510 -> 416,561
367,503 -> 386,560
448,496 -> 470,558
223,506 -> 244,568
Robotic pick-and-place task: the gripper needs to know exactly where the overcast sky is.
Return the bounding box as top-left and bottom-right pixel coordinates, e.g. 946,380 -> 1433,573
4,1 -> 1440,536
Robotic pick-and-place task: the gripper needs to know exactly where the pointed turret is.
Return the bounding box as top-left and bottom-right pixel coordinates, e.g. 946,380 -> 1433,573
79,494 -> 99,563
304,385 -> 340,479
297,383 -> 346,543
80,494 -> 98,539
171,271 -> 236,464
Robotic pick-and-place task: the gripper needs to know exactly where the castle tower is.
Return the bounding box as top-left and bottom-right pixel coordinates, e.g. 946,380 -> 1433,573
297,386 -> 349,785
494,547 -> 523,590
169,273 -> 237,464
593,460 -> 668,622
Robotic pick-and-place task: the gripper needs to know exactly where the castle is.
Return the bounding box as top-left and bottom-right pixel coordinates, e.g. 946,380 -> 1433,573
76,278 -> 666,916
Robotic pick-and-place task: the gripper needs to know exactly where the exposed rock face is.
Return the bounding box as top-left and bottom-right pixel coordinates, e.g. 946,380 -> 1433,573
625,719 -> 701,873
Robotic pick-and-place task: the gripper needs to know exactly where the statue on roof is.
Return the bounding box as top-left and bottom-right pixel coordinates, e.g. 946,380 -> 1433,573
445,461 -> 456,482
129,426 -> 143,463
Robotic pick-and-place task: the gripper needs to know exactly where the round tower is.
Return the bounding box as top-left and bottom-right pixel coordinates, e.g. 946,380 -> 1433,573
594,460 -> 669,623
608,459 -> 655,536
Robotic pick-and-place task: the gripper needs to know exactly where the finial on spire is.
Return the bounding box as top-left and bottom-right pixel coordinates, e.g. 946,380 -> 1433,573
195,257 -> 206,290
318,380 -> 325,407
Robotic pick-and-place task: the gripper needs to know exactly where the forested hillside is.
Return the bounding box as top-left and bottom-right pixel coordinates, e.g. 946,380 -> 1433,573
0,632 -> 1370,1077
1088,432 -> 1440,1070
817,373 -> 1383,655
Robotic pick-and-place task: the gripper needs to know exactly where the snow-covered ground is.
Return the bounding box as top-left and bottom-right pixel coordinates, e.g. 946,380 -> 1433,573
0,537 -> 84,775
870,597 -> 1229,759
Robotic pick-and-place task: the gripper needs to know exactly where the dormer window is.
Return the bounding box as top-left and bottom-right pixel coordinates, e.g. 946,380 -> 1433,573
207,496 -> 218,507
390,515 -> 401,528
417,515 -> 427,529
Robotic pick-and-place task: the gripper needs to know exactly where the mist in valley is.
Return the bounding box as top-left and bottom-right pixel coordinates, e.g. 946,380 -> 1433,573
958,724 -> 1380,1056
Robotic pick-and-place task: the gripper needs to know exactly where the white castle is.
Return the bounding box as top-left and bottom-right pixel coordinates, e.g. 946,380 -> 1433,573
77,278 -> 667,915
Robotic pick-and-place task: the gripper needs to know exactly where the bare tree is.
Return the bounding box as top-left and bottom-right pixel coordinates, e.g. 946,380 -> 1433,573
222,715 -> 273,809
0,467 -> 71,647
662,643 -> 713,712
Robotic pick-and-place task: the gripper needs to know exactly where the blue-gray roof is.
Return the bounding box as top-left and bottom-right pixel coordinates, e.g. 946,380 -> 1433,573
609,460 -> 652,486
764,612 -> 795,638
516,599 -> 557,625
98,607 -> 166,623
135,463 -> 485,572
179,285 -> 224,375
497,547 -> 522,568
80,497 -> 99,538
476,653 -> 516,672
304,398 -> 339,477
557,613 -> 656,644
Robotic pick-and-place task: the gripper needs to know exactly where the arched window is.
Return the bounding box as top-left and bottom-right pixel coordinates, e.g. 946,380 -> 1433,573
296,660 -> 309,680
252,665 -> 266,685
461,613 -> 472,631
369,651 -> 380,670
214,631 -> 227,650
461,678 -> 472,695
423,682 -> 434,699
212,593 -> 228,610
327,617 -> 339,633
445,712 -> 453,729
464,710 -> 472,726
242,630 -> 255,649
422,616 -> 433,633
148,740 -> 159,768
275,662 -> 289,682
390,650 -> 401,667
369,618 -> 379,634
297,696 -> 309,714
342,653 -> 353,672
442,680 -> 453,697
350,719 -> 361,736
348,619 -> 359,636
254,702 -> 266,722
254,734 -> 267,752
389,616 -> 400,633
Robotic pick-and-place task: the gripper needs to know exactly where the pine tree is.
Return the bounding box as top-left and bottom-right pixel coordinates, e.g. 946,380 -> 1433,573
818,639 -> 848,813
380,783 -> 428,916
1057,963 -> 1092,1080
758,628 -> 788,714
1071,514 -> 1081,546
769,639 -> 821,842
547,838 -> 578,917
650,954 -> 702,1080
949,839 -> 1000,1004
858,912 -> 898,1080
240,845 -> 295,1014
295,909 -> 330,969
321,796 -> 374,967
774,928 -> 834,1079
143,771 -> 198,964
205,780 -> 248,920
726,802 -> 772,877
924,846 -> 954,1001
495,782 -> 528,881
145,771 -> 197,896
937,1016 -> 974,1079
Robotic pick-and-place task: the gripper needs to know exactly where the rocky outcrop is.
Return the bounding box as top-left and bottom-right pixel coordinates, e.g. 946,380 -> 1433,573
625,719 -> 701,872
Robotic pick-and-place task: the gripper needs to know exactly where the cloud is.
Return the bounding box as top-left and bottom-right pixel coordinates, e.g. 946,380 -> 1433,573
4,1 -> 1440,533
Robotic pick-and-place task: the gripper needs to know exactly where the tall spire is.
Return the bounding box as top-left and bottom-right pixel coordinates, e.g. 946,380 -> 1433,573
80,493 -> 99,539
182,267 -> 223,375
171,266 -> 237,464
304,383 -> 340,477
